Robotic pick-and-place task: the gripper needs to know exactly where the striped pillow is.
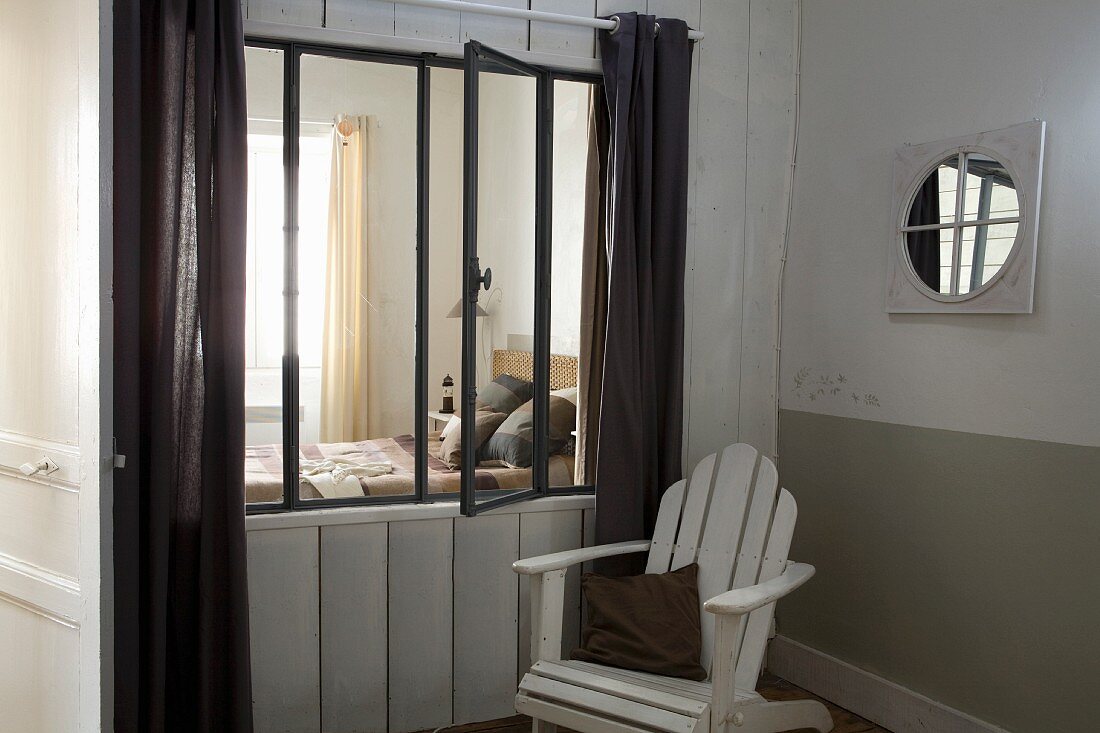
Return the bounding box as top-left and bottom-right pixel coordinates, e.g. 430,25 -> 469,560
475,374 -> 534,415
480,389 -> 577,469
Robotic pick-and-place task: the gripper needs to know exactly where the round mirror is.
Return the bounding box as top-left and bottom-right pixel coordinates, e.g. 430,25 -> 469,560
903,152 -> 1020,296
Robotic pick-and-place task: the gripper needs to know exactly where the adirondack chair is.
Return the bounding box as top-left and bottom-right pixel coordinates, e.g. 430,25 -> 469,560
512,443 -> 831,733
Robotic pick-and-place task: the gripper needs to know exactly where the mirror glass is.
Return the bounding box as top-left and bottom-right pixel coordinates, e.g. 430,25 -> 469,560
903,153 -> 1020,295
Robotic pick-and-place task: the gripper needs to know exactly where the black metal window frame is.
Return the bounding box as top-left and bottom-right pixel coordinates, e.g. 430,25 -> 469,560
244,38 -> 599,516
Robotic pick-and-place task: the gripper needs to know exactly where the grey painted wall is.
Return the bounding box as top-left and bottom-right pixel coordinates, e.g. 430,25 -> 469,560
776,1 -> 1100,730
778,409 -> 1100,732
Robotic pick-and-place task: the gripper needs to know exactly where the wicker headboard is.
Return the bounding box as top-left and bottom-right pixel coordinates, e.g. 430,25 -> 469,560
491,349 -> 578,390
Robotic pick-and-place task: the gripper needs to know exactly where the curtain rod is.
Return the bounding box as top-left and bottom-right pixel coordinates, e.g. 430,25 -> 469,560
390,0 -> 704,41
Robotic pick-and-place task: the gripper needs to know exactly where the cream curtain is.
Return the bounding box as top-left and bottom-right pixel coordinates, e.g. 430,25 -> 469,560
576,89 -> 607,486
320,114 -> 378,442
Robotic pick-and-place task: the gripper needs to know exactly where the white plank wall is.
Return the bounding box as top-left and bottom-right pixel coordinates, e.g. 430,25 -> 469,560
516,510 -> 584,681
453,514 -> 521,724
247,503 -> 590,733
388,518 -> 454,733
248,0 -> 324,25
243,0 -> 703,62
321,523 -> 389,733
248,527 -> 322,733
529,0 -> 595,57
325,0 -> 396,33
460,0 -> 529,50
395,3 -> 460,42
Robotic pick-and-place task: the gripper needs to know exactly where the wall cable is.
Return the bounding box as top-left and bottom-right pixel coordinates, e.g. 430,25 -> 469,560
773,0 -> 803,466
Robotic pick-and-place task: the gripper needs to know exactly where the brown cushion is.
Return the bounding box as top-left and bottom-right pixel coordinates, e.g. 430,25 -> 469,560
571,563 -> 707,681
480,391 -> 577,468
438,410 -> 507,468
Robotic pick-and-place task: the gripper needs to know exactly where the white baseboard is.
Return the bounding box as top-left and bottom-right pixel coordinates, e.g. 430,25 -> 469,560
767,635 -> 1011,733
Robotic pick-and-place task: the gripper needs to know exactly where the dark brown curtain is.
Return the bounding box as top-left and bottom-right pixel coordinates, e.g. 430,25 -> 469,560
594,13 -> 693,575
907,174 -> 941,289
577,86 -> 610,486
113,0 -> 253,730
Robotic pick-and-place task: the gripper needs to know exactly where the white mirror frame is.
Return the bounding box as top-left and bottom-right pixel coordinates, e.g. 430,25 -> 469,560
886,120 -> 1046,313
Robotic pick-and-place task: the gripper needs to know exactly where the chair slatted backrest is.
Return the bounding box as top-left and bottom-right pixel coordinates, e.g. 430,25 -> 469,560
644,444 -> 797,685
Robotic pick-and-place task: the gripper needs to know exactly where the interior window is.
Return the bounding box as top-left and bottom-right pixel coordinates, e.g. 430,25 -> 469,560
243,41 -> 602,511
244,45 -> 286,507
295,53 -> 419,504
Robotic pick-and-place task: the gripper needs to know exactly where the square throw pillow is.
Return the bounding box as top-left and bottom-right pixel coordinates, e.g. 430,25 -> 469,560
439,414 -> 460,441
438,410 -> 507,469
475,374 -> 534,414
479,391 -> 577,468
571,563 -> 707,681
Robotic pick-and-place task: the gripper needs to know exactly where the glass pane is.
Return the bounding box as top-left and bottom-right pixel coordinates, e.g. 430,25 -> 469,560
244,46 -> 286,506
546,79 -> 593,488
297,54 -> 419,502
962,154 -> 1019,221
957,221 -> 1019,294
426,66 -> 466,497
904,157 -> 958,292
469,55 -> 539,506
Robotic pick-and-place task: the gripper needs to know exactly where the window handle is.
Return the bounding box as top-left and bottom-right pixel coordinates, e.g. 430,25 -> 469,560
469,258 -> 492,295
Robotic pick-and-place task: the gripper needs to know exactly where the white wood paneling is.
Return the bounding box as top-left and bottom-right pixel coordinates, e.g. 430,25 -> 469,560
248,0 -> 324,26
320,523 -> 388,733
325,0 -> 396,34
248,503 -> 593,732
246,494 -> 594,531
0,474 -> 79,580
453,514 -> 521,724
518,510 -> 583,681
0,600 -> 80,732
395,2 -> 460,42
0,551 -> 80,626
596,0 -> 646,16
0,430 -> 81,490
388,518 -> 453,733
684,0 -> 751,469
248,527 -> 320,733
0,2 -> 81,447
580,507 -> 595,630
530,0 -> 596,58
738,0 -> 797,459
647,0 -> 701,25
460,0 -> 529,50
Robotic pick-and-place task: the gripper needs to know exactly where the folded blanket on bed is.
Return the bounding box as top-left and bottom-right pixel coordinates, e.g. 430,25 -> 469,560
300,457 -> 393,498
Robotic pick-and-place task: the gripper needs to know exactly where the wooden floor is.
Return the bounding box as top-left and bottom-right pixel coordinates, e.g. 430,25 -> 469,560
436,673 -> 888,733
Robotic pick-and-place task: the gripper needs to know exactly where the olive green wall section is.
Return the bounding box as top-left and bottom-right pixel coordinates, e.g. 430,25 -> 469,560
776,409 -> 1100,733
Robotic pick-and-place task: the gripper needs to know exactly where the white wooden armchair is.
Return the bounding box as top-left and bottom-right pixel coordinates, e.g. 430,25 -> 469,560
513,443 -> 832,733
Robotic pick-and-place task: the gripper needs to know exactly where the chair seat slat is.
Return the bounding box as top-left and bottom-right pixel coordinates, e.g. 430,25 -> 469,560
530,661 -> 709,716
519,674 -> 702,733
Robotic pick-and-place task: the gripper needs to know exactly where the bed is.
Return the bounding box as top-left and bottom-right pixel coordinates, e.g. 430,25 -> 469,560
245,349 -> 578,504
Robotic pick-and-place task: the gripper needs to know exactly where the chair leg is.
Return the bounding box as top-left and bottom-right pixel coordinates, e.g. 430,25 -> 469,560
733,699 -> 833,733
532,718 -> 557,733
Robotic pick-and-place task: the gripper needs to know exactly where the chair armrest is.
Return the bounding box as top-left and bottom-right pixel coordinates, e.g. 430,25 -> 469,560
703,562 -> 815,615
512,540 -> 651,576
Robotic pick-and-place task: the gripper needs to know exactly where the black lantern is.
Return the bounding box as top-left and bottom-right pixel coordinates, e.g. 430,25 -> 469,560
441,374 -> 455,413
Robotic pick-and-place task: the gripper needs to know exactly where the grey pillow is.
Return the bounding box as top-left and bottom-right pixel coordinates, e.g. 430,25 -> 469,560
475,374 -> 534,415
480,393 -> 577,469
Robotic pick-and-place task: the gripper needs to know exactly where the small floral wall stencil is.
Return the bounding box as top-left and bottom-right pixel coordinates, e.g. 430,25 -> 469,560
793,367 -> 880,406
